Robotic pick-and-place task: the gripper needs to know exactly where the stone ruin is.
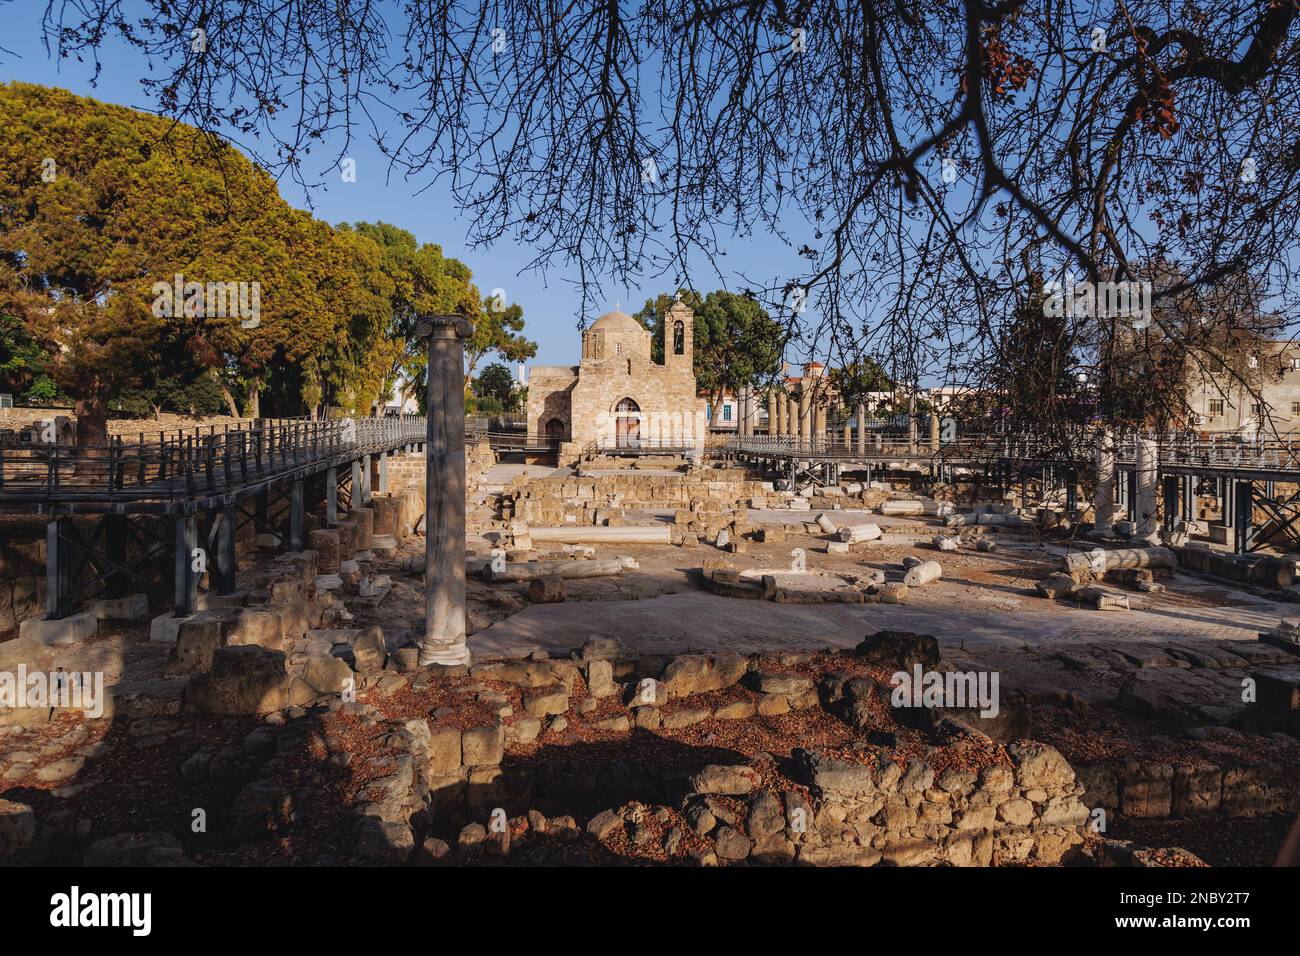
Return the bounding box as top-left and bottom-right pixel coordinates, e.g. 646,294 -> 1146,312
3,450 -> 1300,868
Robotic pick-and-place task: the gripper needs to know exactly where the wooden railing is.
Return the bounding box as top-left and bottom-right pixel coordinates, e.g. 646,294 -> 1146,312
0,415 -> 426,505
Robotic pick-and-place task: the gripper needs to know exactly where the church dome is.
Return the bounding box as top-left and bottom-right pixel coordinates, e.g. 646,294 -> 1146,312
590,309 -> 643,334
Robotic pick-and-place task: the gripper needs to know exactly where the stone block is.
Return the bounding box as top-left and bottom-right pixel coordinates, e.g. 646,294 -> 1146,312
18,611 -> 97,646
522,684 -> 569,718
461,725 -> 504,767
353,626 -> 387,672
586,659 -> 617,698
183,646 -> 289,715
351,507 -> 375,551
428,726 -> 463,776
149,611 -> 187,644
309,529 -> 341,574
226,607 -> 286,650
86,594 -> 150,620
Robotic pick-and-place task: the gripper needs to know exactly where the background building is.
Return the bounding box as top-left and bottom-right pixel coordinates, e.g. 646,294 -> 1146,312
1186,342 -> 1300,434
526,300 -> 702,462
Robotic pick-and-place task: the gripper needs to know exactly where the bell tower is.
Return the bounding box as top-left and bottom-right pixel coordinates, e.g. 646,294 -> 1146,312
664,296 -> 694,370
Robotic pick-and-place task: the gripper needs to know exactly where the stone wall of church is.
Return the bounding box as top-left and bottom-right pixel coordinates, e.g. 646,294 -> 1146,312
529,304 -> 703,462
566,356 -> 703,454
525,367 -> 578,441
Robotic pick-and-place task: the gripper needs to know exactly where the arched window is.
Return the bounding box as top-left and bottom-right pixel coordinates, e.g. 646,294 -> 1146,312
615,397 -> 641,448
673,320 -> 685,355
544,418 -> 566,442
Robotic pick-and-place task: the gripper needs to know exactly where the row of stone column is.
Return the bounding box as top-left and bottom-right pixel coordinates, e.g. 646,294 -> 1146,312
738,386 -> 836,446
1093,430 -> 1161,537
1093,431 -> 1222,544
738,387 -> 942,455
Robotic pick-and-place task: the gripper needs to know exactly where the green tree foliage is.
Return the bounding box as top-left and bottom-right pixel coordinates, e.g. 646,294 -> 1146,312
467,295 -> 536,385
827,358 -> 893,410
985,273 -> 1083,430
634,289 -> 785,418
0,312 -> 62,404
0,83 -> 527,436
335,221 -> 481,409
476,362 -> 515,405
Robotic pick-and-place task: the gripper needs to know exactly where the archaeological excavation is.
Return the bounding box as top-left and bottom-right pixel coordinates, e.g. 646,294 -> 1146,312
4,352 -> 1300,874
4,5 -> 1300,933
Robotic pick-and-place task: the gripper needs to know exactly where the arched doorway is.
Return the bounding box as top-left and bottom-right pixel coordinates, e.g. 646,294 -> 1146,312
615,397 -> 641,448
544,417 -> 565,443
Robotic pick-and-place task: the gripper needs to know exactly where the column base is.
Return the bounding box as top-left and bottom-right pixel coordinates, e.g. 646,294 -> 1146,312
418,640 -> 471,667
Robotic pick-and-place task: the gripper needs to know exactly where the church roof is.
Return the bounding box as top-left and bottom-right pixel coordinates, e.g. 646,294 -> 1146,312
589,309 -> 644,334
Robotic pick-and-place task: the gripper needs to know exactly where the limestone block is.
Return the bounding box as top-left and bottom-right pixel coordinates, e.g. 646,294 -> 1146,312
18,611 -> 97,647
309,529 -> 341,574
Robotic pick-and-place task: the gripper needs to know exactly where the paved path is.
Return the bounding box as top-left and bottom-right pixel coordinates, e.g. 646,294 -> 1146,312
469,574 -> 1288,659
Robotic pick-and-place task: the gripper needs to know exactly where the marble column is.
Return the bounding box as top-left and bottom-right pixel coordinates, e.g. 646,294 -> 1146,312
767,390 -> 777,437
798,389 -> 810,449
1135,434 -> 1160,537
1093,428 -> 1116,536
856,403 -> 867,455
418,314 -> 473,667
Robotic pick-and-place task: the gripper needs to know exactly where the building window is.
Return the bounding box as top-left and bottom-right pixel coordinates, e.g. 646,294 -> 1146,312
673,320 -> 685,355
723,405 -> 732,421
1251,402 -> 1262,416
615,397 -> 641,448
705,405 -> 712,422
1291,402 -> 1300,417
1290,358 -> 1300,371
615,341 -> 622,355
1209,399 -> 1224,416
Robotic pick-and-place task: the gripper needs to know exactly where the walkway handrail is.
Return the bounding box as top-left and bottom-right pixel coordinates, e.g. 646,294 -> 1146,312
0,415 -> 427,505
719,429 -> 1300,476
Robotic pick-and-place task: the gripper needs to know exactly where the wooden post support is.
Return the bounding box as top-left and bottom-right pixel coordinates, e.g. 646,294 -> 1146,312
216,503 -> 238,594
174,514 -> 198,617
1234,479 -> 1253,554
104,514 -> 130,599
290,479 -> 305,551
45,517 -> 74,620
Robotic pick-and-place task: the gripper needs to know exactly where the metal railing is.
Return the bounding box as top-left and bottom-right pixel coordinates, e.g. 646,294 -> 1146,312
725,429 -> 1300,477
0,415 -> 427,505
475,430 -> 562,451
724,434 -> 1001,460
583,437 -> 702,456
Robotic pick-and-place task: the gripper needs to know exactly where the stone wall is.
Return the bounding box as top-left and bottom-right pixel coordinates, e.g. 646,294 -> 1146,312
322,636 -> 1102,866
1075,756 -> 1299,822
495,469 -> 781,527
526,304 -> 702,461
0,526 -> 44,632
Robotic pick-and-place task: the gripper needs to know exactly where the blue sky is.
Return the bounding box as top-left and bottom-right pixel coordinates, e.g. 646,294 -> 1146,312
0,1 -> 817,371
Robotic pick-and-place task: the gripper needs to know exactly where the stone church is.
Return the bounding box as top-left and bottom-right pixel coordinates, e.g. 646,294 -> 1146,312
526,299 -> 703,464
